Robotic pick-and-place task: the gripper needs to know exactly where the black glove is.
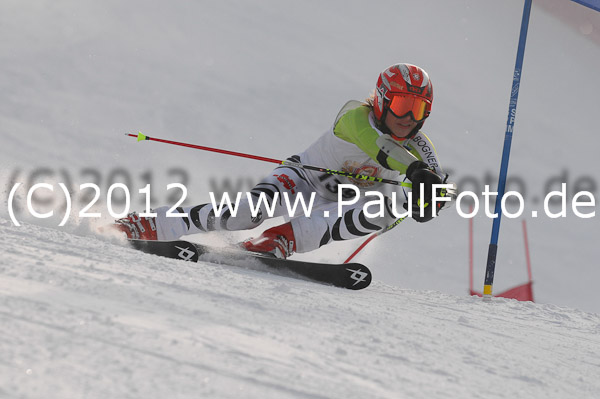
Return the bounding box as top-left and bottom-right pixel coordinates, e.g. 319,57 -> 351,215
404,161 -> 443,223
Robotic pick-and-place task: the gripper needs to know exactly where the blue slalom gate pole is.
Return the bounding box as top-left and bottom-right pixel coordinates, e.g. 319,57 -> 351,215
483,0 -> 532,300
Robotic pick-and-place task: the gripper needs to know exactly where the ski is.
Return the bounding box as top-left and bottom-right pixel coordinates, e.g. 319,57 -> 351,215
128,239 -> 372,290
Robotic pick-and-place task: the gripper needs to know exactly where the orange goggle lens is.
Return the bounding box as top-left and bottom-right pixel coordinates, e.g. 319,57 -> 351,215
388,95 -> 430,122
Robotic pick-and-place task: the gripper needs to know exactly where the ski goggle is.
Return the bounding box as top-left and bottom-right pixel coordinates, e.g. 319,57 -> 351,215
387,94 -> 431,122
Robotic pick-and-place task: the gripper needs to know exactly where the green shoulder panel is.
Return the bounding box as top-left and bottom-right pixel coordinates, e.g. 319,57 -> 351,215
333,104 -> 422,174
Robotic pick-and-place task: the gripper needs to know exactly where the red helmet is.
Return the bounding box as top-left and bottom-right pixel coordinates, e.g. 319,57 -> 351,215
373,64 -> 433,123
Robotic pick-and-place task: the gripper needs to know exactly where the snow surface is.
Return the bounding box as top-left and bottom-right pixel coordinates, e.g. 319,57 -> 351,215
1,0 -> 600,397
2,219 -> 600,398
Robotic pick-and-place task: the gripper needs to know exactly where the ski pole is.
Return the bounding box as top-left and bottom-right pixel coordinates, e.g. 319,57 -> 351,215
343,217 -> 406,263
342,180 -> 457,263
126,132 -> 412,188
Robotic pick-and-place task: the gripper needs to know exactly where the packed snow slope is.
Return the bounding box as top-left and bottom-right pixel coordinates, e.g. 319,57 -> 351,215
1,0 -> 600,397
1,219 -> 600,399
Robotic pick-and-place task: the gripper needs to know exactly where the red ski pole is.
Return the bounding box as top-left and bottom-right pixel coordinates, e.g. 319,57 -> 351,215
125,132 -> 282,164
126,132 -> 412,188
343,217 -> 407,263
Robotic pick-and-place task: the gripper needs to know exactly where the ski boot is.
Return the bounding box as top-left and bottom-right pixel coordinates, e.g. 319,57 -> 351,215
241,222 -> 296,259
112,212 -> 158,240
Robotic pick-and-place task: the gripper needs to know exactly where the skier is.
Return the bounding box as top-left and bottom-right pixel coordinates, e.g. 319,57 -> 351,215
113,63 -> 452,259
